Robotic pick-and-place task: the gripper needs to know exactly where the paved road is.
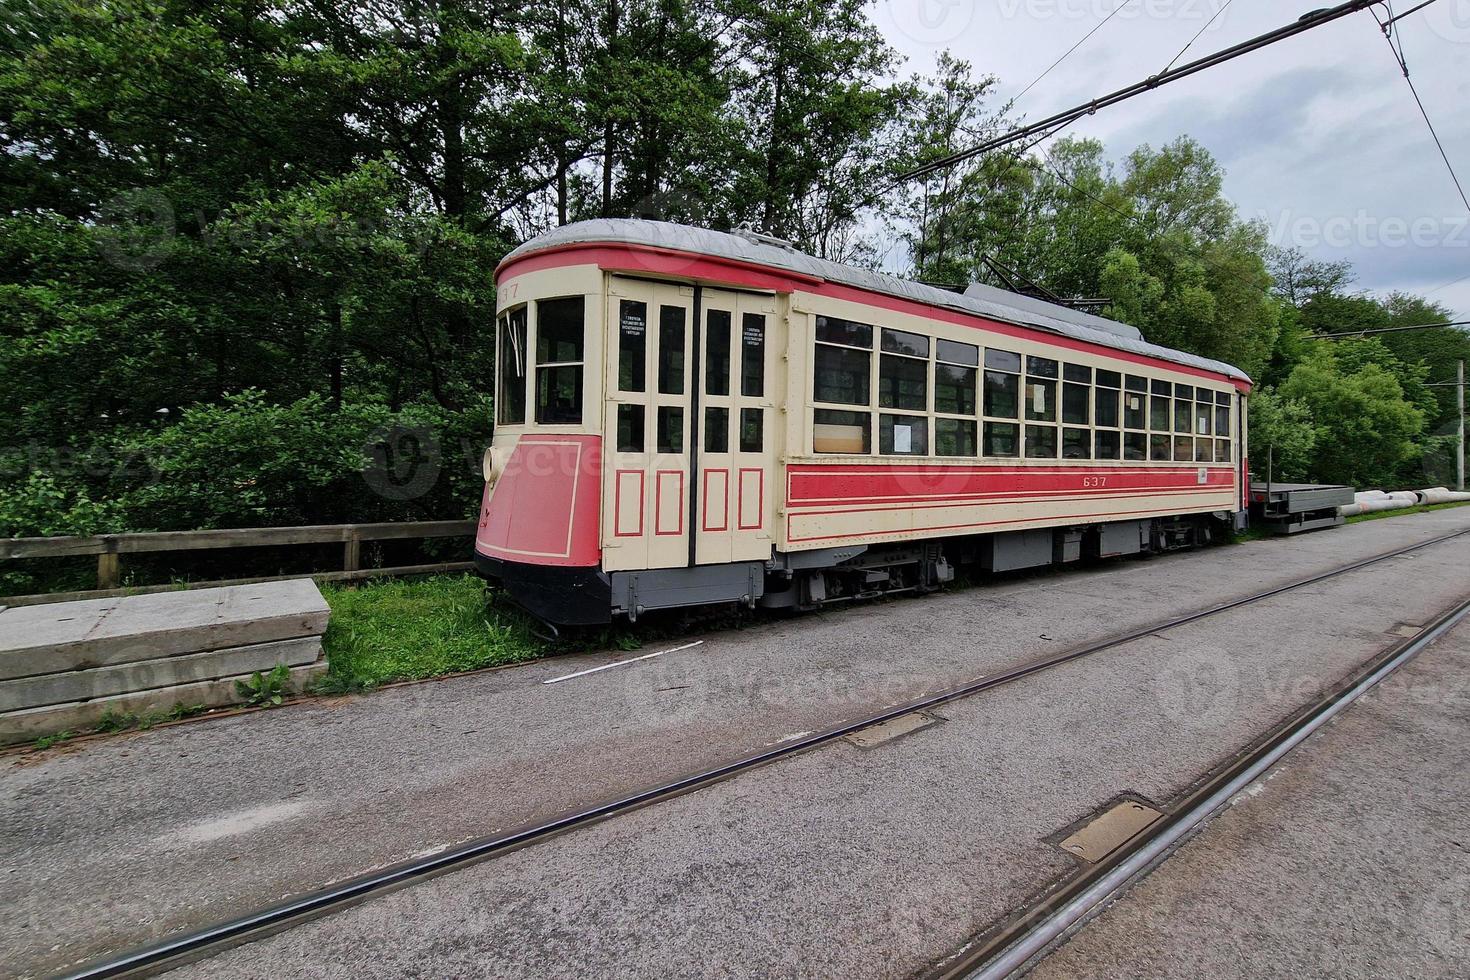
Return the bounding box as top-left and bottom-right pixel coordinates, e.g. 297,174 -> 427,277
3,508 -> 1468,977
1031,613 -> 1470,980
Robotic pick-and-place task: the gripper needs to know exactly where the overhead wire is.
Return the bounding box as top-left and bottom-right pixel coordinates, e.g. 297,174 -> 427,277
1011,1 -> 1135,106
1159,0 -> 1235,75
1372,0 -> 1469,210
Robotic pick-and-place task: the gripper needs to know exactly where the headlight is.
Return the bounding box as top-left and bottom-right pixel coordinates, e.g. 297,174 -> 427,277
482,446 -> 509,486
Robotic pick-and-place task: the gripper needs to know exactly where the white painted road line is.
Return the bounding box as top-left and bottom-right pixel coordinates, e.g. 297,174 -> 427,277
542,641 -> 705,685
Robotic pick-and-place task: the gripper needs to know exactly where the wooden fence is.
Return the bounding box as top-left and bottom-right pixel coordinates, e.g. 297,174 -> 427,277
0,520 -> 478,607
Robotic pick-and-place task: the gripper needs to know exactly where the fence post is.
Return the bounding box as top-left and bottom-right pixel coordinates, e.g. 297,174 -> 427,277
97,551 -> 120,590
343,528 -> 361,573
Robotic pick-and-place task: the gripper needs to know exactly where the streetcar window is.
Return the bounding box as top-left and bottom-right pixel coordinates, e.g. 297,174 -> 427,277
535,297 -> 584,425
880,414 -> 928,456
814,409 -> 870,454
1099,373 -> 1117,426
815,316 -> 872,409
1123,387 -> 1147,430
741,408 -> 764,453
1174,436 -> 1193,461
1124,431 -> 1147,461
814,345 -> 870,406
1095,430 -> 1121,460
815,316 -> 873,348
1027,356 -> 1058,378
1150,434 -> 1172,461
1151,379 -> 1171,395
658,305 -> 686,395
1062,382 -> 1089,425
741,314 -> 765,397
936,340 -> 978,417
617,404 -> 644,453
984,369 -> 1019,418
704,406 -> 729,454
1215,405 -> 1231,438
1097,369 -> 1121,389
1025,377 -> 1056,422
986,348 -> 1022,373
1175,384 -> 1193,401
496,306 -> 527,426
880,332 -> 928,412
1025,424 -> 1057,459
1216,390 -> 1231,406
1151,393 -> 1172,431
1174,398 -> 1192,433
936,418 -> 977,457
936,363 -> 977,416
1216,440 -> 1231,463
1125,375 -> 1148,393
618,300 -> 647,393
705,309 -> 731,396
881,328 -> 929,358
1025,357 -> 1057,423
937,339 -> 979,366
984,421 -> 1019,458
1063,363 -> 1091,383
1063,428 -> 1091,459
1195,400 -> 1212,436
1196,438 -> 1212,462
657,406 -> 684,454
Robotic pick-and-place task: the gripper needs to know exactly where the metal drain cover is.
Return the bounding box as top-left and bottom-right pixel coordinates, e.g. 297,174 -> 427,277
1059,800 -> 1163,863
844,711 -> 941,749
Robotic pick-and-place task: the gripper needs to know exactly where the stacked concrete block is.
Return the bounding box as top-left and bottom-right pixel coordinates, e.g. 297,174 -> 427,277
0,580 -> 330,745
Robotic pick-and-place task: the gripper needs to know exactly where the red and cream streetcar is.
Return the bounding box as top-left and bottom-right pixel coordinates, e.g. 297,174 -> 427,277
475,219 -> 1251,625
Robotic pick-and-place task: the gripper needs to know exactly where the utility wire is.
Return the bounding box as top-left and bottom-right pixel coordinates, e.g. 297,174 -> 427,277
894,0 -> 1384,187
1318,319 -> 1470,336
1012,1 -> 1135,106
1159,0 -> 1235,75
1373,1 -> 1470,211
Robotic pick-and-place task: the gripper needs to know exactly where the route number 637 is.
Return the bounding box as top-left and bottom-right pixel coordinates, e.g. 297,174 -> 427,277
1082,476 -> 1108,488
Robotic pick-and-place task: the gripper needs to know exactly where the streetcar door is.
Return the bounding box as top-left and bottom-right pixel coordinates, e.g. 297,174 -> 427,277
603,277 -> 694,572
696,289 -> 776,565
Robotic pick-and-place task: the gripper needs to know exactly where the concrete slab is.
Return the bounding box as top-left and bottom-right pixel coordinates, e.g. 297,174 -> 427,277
0,661 -> 327,746
0,637 -> 322,713
0,580 -> 329,679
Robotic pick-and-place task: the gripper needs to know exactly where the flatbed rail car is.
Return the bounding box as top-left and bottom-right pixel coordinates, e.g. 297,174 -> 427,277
475,219 -> 1252,625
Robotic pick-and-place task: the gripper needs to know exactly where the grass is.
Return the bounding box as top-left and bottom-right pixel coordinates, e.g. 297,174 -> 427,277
319,575 -> 548,690
1345,498 -> 1470,524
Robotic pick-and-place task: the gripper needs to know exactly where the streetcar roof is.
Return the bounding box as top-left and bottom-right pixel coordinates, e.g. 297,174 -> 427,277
500,219 -> 1251,384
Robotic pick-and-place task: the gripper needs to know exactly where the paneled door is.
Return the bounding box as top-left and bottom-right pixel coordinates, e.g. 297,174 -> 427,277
603,277 -> 694,571
696,288 -> 776,565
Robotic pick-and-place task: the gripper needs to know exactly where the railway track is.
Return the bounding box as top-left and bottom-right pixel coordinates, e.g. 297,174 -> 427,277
931,589 -> 1470,980
61,524 -> 1470,980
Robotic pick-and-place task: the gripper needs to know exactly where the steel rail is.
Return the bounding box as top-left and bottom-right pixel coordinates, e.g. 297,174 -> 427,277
59,523 -> 1470,979
936,590 -> 1470,980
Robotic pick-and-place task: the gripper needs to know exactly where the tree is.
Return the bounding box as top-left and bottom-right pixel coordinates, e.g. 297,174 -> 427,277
1277,345 -> 1426,488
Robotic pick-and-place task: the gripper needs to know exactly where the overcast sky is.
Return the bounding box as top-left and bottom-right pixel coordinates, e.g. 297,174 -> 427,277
872,0 -> 1470,320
